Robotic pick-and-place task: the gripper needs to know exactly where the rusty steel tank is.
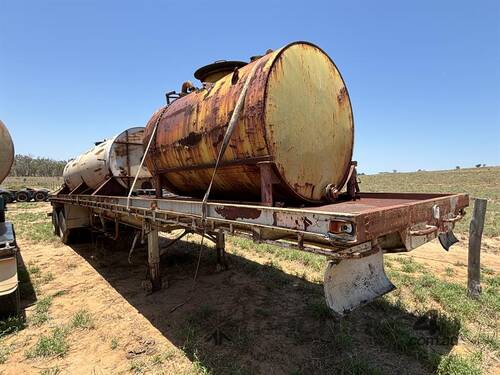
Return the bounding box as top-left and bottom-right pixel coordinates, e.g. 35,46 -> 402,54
0,120 -> 15,184
144,41 -> 354,203
63,127 -> 152,192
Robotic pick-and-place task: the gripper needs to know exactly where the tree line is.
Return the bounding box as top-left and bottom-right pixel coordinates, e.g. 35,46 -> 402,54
9,155 -> 67,177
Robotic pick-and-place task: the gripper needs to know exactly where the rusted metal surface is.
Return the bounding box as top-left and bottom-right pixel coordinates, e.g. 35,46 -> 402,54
63,127 -> 152,192
214,206 -> 261,220
144,42 -> 354,203
50,192 -> 469,252
258,161 -> 280,206
0,120 -> 14,184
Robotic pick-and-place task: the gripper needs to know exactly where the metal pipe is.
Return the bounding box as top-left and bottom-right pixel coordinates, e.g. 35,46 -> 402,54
126,107 -> 168,210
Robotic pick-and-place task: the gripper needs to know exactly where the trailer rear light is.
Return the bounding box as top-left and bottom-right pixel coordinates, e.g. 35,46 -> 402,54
329,220 -> 354,235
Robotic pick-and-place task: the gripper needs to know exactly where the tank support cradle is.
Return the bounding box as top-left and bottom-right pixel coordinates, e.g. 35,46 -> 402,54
258,161 -> 280,207
146,220 -> 162,291
323,240 -> 395,316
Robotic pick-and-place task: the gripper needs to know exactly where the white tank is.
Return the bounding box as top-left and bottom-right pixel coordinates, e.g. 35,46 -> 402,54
63,127 -> 152,192
0,120 -> 14,184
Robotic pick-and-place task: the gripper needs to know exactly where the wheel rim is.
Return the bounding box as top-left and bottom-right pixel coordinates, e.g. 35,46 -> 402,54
58,211 -> 66,238
53,210 -> 59,235
35,193 -> 45,201
17,193 -> 28,202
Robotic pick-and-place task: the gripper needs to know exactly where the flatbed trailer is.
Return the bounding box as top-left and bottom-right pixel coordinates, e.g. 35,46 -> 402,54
50,191 -> 468,315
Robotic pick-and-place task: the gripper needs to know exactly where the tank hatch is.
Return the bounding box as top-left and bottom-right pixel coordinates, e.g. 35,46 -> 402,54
194,60 -> 247,83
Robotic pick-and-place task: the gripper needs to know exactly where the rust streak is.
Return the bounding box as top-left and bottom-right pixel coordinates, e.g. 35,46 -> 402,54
215,206 -> 261,220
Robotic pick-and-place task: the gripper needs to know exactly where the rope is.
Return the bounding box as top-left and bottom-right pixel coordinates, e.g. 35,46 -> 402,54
128,231 -> 140,264
169,233 -> 205,313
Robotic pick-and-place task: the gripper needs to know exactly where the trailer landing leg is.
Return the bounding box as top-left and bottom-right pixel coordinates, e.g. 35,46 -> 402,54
323,242 -> 395,316
216,231 -> 228,272
147,221 -> 162,291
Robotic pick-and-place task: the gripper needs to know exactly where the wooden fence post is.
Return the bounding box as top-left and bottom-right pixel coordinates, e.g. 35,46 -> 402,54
467,198 -> 487,299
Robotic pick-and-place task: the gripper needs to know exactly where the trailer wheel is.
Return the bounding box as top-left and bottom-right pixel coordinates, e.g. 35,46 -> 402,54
15,191 -> 30,202
52,209 -> 60,236
33,191 -> 48,202
58,210 -> 71,244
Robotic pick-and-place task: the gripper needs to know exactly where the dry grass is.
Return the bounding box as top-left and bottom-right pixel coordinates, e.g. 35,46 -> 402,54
360,167 -> 500,236
3,167 -> 499,235
3,176 -> 63,191
1,166 -> 499,374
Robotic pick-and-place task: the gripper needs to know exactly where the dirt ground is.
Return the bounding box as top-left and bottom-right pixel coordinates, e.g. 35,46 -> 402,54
0,203 -> 498,374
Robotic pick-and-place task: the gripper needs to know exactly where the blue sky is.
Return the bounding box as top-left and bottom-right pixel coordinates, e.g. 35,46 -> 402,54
1,0 -> 499,174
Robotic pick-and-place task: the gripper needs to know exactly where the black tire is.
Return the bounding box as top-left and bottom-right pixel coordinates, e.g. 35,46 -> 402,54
52,209 -> 60,236
58,210 -> 72,244
33,191 -> 47,202
15,191 -> 30,202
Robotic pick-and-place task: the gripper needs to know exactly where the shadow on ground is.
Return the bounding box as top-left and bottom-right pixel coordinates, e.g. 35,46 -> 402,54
70,236 -> 459,375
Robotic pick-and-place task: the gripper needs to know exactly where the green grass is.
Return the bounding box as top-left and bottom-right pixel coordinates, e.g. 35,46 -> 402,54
25,326 -> 69,359
52,289 -> 68,298
445,267 -> 456,277
481,267 -> 495,275
15,202 -> 37,209
21,308 -> 96,361
22,261 -> 57,294
229,237 -> 324,273
224,233 -> 498,373
395,256 -> 426,273
41,272 -> 55,284
31,296 -> 53,326
0,345 -> 10,364
71,309 -> 95,330
192,351 -> 211,375
359,167 -> 500,236
130,359 -> 147,374
0,315 -> 25,339
27,262 -> 41,276
2,168 -> 498,373
436,352 -> 482,375
393,269 -> 499,330
307,298 -> 332,320
6,211 -> 58,244
331,322 -> 354,351
128,349 -> 181,374
384,264 -> 498,373
370,318 -> 433,364
150,349 -> 179,365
